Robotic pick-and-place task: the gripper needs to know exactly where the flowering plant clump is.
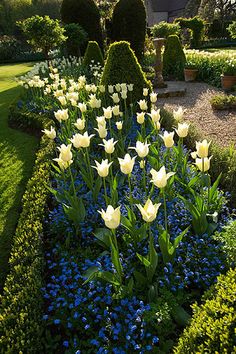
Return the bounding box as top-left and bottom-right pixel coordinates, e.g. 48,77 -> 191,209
18,60 -> 233,353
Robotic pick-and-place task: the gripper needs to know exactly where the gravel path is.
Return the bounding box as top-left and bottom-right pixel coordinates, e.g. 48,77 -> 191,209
157,81 -> 236,148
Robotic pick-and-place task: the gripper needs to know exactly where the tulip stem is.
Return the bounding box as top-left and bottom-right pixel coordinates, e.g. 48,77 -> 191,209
142,159 -> 147,194
69,166 -> 76,198
103,177 -> 108,206
162,189 -> 168,232
85,148 -> 93,187
128,174 -> 133,206
111,228 -> 118,250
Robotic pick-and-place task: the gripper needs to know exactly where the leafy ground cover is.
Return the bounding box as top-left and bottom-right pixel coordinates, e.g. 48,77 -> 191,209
0,63 -> 38,289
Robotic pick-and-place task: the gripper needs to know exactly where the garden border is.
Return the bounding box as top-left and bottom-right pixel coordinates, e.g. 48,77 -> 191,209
0,108 -> 54,353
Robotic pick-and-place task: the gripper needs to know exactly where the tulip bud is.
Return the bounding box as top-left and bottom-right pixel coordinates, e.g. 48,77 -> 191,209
196,139 -> 211,158
136,199 -> 161,223
74,118 -> 85,131
118,154 -> 136,175
127,84 -> 134,91
140,160 -> 146,169
92,159 -> 113,178
42,126 -> 56,140
150,166 -> 175,189
160,131 -> 175,148
137,112 -> 145,124
195,156 -> 212,172
98,205 -> 121,229
175,122 -> 190,138
116,121 -> 123,130
143,88 -> 149,96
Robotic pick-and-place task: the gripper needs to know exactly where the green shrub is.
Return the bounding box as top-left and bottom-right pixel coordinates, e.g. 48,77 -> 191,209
100,41 -> 152,103
60,0 -> 103,52
174,268 -> 236,353
111,0 -> 146,61
64,23 -> 88,57
0,109 -> 54,353
151,21 -> 180,39
175,16 -> 205,48
83,41 -> 104,67
210,93 -> 236,110
227,21 -> 236,40
163,35 -> 186,80
214,221 -> 236,265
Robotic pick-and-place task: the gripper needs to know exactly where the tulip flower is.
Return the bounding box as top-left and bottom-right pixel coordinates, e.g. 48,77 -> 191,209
92,159 -> 113,178
115,83 -> 121,92
148,109 -> 160,123
57,144 -> 73,162
150,92 -> 158,103
121,83 -> 127,91
118,154 -> 136,175
100,138 -> 118,154
95,126 -> 108,139
175,122 -> 189,138
127,84 -> 134,91
88,94 -> 97,109
98,205 -> 121,229
160,131 -> 175,148
57,96 -> 67,106
195,156 -> 212,172
143,88 -> 149,96
103,106 -> 113,119
137,112 -> 145,124
54,109 -> 69,123
112,105 -> 120,116
121,90 -> 127,99
74,118 -> 85,131
191,151 -> 198,159
136,199 -> 161,223
138,99 -> 148,111
154,121 -> 161,130
78,102 -> 87,113
129,141 -> 150,158
173,106 -> 184,121
42,126 -> 56,140
150,166 -> 175,189
116,121 -> 123,130
53,157 -> 73,170
95,99 -> 101,109
111,93 -> 120,104
108,85 -> 114,94
70,132 -> 94,148
99,85 -> 105,93
196,139 -> 211,158
96,116 -> 106,127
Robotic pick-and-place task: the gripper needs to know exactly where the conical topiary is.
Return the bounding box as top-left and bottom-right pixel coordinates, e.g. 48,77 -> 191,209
111,0 -> 146,61
100,41 -> 151,103
60,0 -> 103,53
83,41 -> 104,67
163,35 -> 186,80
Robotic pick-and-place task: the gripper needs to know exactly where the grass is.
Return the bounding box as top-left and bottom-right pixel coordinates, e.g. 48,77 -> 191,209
0,63 -> 39,289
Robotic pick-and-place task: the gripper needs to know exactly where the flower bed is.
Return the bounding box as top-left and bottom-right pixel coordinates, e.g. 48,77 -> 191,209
5,58 -> 235,353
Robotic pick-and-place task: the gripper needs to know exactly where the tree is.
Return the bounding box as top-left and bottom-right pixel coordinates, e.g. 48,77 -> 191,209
227,20 -> 236,38
64,23 -> 88,57
199,0 -> 236,23
17,15 -> 67,59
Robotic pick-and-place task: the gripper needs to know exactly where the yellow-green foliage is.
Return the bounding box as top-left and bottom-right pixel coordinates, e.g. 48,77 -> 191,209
101,41 -> 152,103
0,110 -> 54,353
163,35 -> 186,80
174,268 -> 236,354
83,41 -> 104,67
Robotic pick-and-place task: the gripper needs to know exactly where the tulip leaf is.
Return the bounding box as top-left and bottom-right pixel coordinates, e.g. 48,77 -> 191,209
147,234 -> 158,282
93,228 -> 111,249
92,177 -> 102,201
136,253 -> 151,267
110,237 -> 123,282
98,271 -> 121,286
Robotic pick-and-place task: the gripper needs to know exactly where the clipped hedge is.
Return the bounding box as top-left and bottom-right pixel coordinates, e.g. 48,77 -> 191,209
163,35 -> 186,80
0,109 -> 54,353
83,41 -> 104,67
174,268 -> 236,353
101,41 -> 152,103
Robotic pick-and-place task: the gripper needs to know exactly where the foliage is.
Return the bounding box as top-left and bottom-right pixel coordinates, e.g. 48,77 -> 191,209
174,268 -> 236,353
184,49 -> 236,87
210,93 -> 236,110
17,15 -> 66,59
214,220 -> 236,264
60,0 -> 103,52
151,21 -> 180,39
228,21 -> 236,40
111,0 -> 146,61
0,110 -> 54,352
64,23 -> 88,57
101,41 -> 151,103
175,16 -> 205,48
83,41 -> 104,67
163,35 -> 186,80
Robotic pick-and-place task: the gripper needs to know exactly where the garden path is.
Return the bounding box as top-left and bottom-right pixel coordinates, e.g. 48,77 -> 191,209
157,81 -> 236,148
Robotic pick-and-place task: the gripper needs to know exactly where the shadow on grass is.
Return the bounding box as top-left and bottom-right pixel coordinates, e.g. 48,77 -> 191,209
0,85 -> 39,290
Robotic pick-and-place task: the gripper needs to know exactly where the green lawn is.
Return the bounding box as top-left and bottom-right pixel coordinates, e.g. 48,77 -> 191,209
0,63 -> 39,289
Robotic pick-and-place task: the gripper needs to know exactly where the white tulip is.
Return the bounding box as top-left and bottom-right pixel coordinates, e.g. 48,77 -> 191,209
127,83 -> 134,91
78,102 -> 87,113
143,88 -> 149,96
98,205 -> 121,229
95,126 -> 107,139
96,116 -> 106,127
116,121 -> 123,130
160,131 -> 175,148
54,109 -> 69,122
195,156 -> 212,172
129,141 -> 150,158
57,144 -> 73,162
121,90 -> 127,99
118,154 -> 136,175
42,126 -> 56,140
138,99 -> 148,111
175,122 -> 190,138
148,109 -> 160,123
74,118 -> 85,131
150,166 -> 175,189
173,106 -> 184,121
103,106 -> 113,119
100,138 -> 118,154
136,199 -> 161,223
196,139 -> 211,158
111,93 -> 120,103
92,159 -> 113,178
112,105 -> 120,116
108,85 -> 114,94
53,157 -> 73,170
150,92 -> 158,103
137,112 -> 145,124
70,132 -> 94,148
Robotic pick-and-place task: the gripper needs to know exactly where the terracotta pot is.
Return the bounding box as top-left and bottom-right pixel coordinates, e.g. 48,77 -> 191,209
221,74 -> 236,91
184,68 -> 198,82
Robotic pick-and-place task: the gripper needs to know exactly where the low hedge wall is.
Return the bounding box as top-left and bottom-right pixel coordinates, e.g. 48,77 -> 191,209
161,108 -> 236,206
0,109 -> 54,353
174,268 -> 236,353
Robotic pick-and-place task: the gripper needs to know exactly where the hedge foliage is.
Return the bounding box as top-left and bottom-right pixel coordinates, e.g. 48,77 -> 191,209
111,0 -> 146,61
163,35 -> 186,80
100,41 -> 152,103
175,16 -> 205,48
174,268 -> 236,353
60,0 -> 103,52
83,41 -> 104,67
64,23 -> 88,57
0,109 -> 54,353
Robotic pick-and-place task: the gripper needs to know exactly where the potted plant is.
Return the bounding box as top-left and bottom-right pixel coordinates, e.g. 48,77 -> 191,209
221,59 -> 236,91
184,60 -> 198,82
